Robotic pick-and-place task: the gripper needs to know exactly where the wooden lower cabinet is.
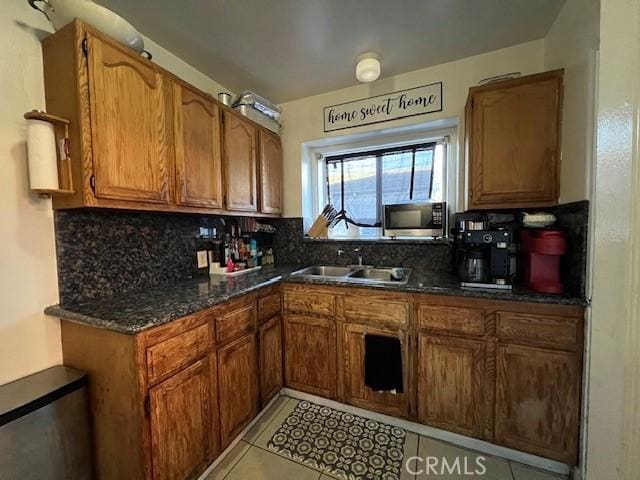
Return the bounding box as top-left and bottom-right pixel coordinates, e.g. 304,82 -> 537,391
284,313 -> 337,398
259,315 -> 283,404
59,282 -> 584,478
417,333 -> 486,438
149,358 -> 212,480
494,343 -> 581,464
217,333 -> 259,448
342,323 -> 409,418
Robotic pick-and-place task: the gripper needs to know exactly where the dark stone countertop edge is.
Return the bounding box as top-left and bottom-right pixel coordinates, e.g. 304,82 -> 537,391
45,268 -> 588,335
44,275 -> 285,335
281,276 -> 589,307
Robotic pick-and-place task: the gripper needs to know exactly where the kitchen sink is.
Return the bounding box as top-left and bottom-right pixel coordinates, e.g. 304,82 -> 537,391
291,265 -> 412,285
347,267 -> 411,284
293,265 -> 357,277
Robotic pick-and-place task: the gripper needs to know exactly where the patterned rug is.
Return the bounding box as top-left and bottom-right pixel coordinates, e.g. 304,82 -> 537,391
267,400 -> 407,480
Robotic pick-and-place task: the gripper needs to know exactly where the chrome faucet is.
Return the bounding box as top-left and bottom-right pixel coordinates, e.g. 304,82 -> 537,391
354,247 -> 363,266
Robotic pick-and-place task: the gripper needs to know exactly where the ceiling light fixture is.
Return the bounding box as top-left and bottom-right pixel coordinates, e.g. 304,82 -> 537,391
356,52 -> 381,83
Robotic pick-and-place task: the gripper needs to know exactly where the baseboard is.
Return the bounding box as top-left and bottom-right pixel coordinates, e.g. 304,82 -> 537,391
196,392 -> 283,480
282,388 -> 571,477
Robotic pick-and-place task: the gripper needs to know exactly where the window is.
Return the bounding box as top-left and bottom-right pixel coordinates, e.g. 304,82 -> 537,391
322,142 -> 447,238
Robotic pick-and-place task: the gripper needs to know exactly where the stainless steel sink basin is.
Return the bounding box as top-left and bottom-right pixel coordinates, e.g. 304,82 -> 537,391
291,265 -> 412,285
293,265 -> 357,277
347,267 -> 411,284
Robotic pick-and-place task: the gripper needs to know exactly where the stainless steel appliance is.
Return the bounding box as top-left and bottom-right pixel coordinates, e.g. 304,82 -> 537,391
383,201 -> 446,238
0,366 -> 92,480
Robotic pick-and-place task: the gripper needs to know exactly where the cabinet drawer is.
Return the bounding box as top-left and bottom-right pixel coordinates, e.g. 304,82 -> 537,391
496,312 -> 580,350
284,287 -> 334,316
216,301 -> 255,345
417,305 -> 485,336
344,293 -> 409,326
258,292 -> 281,323
146,323 -> 209,384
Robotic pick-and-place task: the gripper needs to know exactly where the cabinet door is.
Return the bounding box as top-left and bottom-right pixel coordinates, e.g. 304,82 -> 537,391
284,314 -> 336,399
468,71 -> 562,209
149,359 -> 211,480
222,111 -> 257,211
495,343 -> 580,464
86,32 -> 172,203
173,83 -> 223,208
342,323 -> 408,418
417,333 -> 485,438
258,130 -> 282,214
259,315 -> 283,405
218,333 -> 258,448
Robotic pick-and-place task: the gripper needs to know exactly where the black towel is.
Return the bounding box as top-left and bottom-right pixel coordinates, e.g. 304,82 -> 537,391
364,334 -> 403,393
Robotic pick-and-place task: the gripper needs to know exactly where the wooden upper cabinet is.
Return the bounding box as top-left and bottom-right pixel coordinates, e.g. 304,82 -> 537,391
149,359 -> 212,480
494,343 -> 580,464
86,31 -> 172,204
42,21 -> 283,216
173,82 -> 223,208
467,70 -> 563,209
223,110 -> 258,212
417,333 -> 486,439
258,130 -> 283,214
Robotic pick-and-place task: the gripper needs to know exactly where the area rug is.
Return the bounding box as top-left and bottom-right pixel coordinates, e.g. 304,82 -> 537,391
267,400 -> 407,480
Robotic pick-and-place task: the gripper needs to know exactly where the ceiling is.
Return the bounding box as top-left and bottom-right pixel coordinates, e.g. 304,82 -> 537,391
98,0 -> 564,103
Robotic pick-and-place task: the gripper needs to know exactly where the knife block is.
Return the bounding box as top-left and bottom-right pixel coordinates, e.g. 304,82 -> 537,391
307,213 -> 329,238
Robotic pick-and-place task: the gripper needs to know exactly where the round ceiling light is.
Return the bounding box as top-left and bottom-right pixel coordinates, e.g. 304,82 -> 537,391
356,53 -> 381,83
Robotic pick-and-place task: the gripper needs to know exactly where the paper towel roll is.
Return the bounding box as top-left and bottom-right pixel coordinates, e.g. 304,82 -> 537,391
27,118 -> 59,190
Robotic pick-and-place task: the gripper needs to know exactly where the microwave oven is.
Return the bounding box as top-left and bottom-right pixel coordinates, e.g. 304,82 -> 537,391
383,202 -> 447,238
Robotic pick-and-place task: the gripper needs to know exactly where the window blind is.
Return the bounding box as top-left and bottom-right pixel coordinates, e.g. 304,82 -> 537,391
325,142 -> 437,227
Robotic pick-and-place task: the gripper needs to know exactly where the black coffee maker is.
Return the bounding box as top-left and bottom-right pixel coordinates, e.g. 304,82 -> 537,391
453,213 -> 517,290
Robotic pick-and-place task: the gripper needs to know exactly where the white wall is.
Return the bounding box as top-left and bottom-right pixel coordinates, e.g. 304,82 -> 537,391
586,0 -> 640,477
545,0 -> 600,204
279,40 -> 546,217
0,2 -> 230,386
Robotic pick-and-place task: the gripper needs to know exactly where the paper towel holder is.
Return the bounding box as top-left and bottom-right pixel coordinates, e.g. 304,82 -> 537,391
24,110 -> 75,199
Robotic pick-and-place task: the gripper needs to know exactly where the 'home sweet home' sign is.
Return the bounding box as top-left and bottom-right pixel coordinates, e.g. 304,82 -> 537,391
323,82 -> 443,132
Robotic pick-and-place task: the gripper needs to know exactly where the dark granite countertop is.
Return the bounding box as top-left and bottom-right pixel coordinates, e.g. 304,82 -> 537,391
45,265 -> 300,334
283,269 -> 588,306
46,265 -> 587,335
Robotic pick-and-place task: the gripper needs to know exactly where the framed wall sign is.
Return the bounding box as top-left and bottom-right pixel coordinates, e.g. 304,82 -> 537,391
323,82 -> 443,132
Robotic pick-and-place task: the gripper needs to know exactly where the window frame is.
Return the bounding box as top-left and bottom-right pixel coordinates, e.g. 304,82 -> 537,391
309,130 -> 457,239
324,141 -> 440,227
